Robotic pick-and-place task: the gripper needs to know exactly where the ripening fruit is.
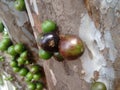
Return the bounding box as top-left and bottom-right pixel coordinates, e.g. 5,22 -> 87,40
59,34 -> 84,60
39,32 -> 60,52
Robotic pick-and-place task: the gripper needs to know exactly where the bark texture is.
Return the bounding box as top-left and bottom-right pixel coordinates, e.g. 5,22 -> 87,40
0,0 -> 120,90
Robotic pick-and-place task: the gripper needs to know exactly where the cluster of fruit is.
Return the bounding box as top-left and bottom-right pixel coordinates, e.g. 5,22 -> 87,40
0,22 -> 44,90
38,20 -> 63,61
12,0 -> 107,90
38,20 -> 84,61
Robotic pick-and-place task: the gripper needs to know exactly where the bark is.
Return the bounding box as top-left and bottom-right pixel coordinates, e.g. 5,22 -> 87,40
0,0 -> 120,90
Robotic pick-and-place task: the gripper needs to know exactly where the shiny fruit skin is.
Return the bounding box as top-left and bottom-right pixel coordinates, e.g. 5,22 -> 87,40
36,82 -> 43,90
41,20 -> 56,33
14,43 -> 25,54
14,0 -> 26,11
1,38 -> 12,46
54,52 -> 64,62
0,43 -> 8,51
12,66 -> 21,72
27,82 -> 36,90
0,38 -> 12,51
17,57 -> 25,65
0,22 -> 4,32
33,73 -> 42,81
59,34 -> 84,60
10,60 -> 18,67
25,72 -> 33,81
20,51 -> 28,59
39,49 -> 53,60
30,65 -> 40,73
91,82 -> 107,90
40,32 -> 60,52
19,68 -> 28,76
7,45 -> 17,56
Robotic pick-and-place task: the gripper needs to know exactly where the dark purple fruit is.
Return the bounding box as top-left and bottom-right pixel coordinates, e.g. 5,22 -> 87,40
39,32 -> 60,52
59,34 -> 84,60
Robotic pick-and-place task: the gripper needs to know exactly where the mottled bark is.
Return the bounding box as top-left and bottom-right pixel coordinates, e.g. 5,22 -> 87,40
0,0 -> 120,90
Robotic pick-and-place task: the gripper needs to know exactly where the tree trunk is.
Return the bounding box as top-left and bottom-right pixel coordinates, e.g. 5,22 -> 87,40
0,0 -> 120,90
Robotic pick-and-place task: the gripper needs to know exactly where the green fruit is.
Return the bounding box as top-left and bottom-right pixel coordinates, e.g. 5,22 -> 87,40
39,49 -> 53,60
30,65 -> 40,73
91,82 -> 107,90
27,82 -> 36,90
0,38 -> 12,51
25,60 -> 30,65
41,20 -> 56,33
20,51 -> 28,59
1,38 -> 12,46
36,82 -> 43,90
0,21 -> 4,32
14,0 -> 26,11
0,56 -> 4,62
12,66 -> 20,72
10,60 -> 18,67
25,72 -> 33,82
7,45 -> 17,56
19,68 -> 28,76
0,43 -> 8,51
14,43 -> 25,54
33,73 -> 42,81
17,57 -> 25,65
54,52 -> 64,62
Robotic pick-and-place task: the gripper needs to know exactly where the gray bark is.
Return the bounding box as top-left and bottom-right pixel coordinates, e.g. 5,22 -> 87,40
0,0 -> 120,90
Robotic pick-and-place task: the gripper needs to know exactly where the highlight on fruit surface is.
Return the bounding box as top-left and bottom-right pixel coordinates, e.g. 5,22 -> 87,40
38,49 -> 53,60
39,32 -> 60,52
59,34 -> 84,60
41,20 -> 57,33
91,82 -> 107,90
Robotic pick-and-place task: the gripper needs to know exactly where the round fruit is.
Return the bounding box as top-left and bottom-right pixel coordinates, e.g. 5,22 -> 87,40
19,68 -> 28,76
39,49 -> 53,60
27,82 -> 36,90
12,66 -> 21,72
14,0 -> 26,11
0,21 -> 4,32
30,65 -> 40,73
1,38 -> 12,46
17,57 -> 25,65
14,43 -> 25,54
20,51 -> 28,59
25,60 -> 30,65
91,82 -> 107,90
59,34 -> 84,60
33,73 -> 42,81
0,43 -> 8,51
7,45 -> 17,56
39,32 -> 60,52
41,20 -> 56,33
36,82 -> 43,90
25,72 -> 33,81
10,60 -> 18,67
54,52 -> 64,62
